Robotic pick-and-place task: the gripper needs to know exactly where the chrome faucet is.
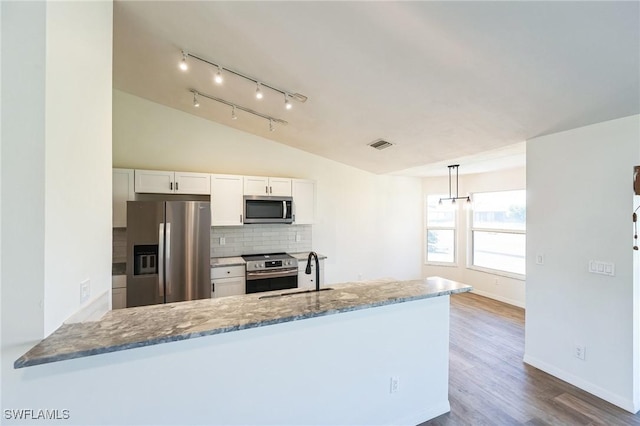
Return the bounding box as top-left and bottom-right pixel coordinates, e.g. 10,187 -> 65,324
305,251 -> 320,292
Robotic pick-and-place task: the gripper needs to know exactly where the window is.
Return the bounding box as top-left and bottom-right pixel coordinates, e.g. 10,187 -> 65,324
471,190 -> 526,276
426,195 -> 456,264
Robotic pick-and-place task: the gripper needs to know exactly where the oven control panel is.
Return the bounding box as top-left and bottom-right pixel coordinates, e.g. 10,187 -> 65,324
245,256 -> 297,272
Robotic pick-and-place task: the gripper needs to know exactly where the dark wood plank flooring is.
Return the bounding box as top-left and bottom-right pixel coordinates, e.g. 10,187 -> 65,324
421,292 -> 640,426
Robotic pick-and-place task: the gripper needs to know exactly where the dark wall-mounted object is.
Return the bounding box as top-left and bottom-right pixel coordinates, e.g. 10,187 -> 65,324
634,165 -> 640,195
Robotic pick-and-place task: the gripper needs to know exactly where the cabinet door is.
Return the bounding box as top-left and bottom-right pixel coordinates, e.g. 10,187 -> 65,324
292,179 -> 316,224
211,174 -> 244,226
211,277 -> 246,298
112,168 -> 135,227
174,172 -> 211,195
135,170 -> 175,193
244,176 -> 269,196
112,288 -> 127,310
268,178 -> 292,196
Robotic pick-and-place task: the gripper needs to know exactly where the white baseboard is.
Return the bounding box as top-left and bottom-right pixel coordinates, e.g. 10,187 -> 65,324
390,400 -> 450,426
470,289 -> 525,309
65,290 -> 110,324
523,354 -> 638,414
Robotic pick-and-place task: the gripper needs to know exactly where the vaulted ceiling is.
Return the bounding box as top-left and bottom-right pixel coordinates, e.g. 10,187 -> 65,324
113,1 -> 639,176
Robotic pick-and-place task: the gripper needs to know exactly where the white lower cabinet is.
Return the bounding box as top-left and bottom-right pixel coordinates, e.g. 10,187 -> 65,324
297,259 -> 324,290
211,265 -> 245,298
112,275 -> 127,309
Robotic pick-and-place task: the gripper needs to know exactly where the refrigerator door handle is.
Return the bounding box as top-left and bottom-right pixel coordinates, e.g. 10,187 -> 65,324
158,223 -> 165,297
165,222 -> 172,296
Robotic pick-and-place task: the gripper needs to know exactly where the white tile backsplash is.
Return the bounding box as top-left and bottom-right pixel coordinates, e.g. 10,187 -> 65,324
211,224 -> 312,257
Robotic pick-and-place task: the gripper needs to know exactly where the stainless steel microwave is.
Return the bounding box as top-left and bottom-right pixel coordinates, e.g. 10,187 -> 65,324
243,196 -> 293,224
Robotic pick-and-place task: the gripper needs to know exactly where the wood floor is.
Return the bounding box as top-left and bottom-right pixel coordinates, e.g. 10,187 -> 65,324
421,292 -> 640,426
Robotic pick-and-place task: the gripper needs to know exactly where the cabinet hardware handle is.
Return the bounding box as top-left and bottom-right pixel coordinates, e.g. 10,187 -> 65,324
212,282 -> 215,292
270,186 -> 273,194
240,214 -> 243,223
170,182 -> 173,190
176,182 -> 179,191
265,185 -> 268,194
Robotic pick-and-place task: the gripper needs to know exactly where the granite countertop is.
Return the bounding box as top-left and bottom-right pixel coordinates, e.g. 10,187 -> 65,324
112,262 -> 126,276
288,252 -> 327,261
210,256 -> 246,267
15,277 -> 471,369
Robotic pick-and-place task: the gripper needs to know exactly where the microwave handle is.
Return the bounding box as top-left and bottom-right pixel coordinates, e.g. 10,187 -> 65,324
283,201 -> 287,219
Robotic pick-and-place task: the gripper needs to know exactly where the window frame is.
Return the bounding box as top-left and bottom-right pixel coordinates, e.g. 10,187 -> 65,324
425,194 -> 458,266
468,189 -> 526,280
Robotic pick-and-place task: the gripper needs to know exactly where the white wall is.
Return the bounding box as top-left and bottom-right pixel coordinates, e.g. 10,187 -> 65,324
1,0 -> 113,417
525,115 -> 640,413
43,0 -> 113,335
113,90 -> 423,284
423,167 -> 526,307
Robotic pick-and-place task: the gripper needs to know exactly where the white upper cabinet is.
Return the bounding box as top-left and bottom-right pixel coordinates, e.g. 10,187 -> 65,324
292,179 -> 316,224
211,174 -> 244,226
135,169 -> 210,194
112,168 -> 135,228
135,169 -> 175,193
244,176 -> 292,196
175,171 -> 211,194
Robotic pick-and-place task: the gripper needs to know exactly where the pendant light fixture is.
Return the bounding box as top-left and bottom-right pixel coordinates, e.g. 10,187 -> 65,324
438,165 -> 472,207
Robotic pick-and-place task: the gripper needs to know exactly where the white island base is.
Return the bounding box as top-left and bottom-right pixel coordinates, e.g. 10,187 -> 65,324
14,294 -> 452,425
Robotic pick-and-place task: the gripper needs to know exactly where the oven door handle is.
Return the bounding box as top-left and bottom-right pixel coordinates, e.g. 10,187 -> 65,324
247,269 -> 298,280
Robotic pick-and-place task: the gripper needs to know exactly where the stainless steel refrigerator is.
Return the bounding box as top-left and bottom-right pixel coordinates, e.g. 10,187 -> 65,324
126,201 -> 211,307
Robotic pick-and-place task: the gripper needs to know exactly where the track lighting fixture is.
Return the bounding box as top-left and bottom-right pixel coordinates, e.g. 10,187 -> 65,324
178,49 -> 308,104
189,89 -> 287,131
214,65 -> 223,84
439,165 -> 472,207
284,94 -> 292,110
193,92 -> 200,108
179,51 -> 188,71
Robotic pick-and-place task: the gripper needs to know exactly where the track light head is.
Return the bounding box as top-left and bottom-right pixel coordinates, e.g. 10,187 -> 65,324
193,92 -> 199,108
269,119 -> 275,132
284,94 -> 292,110
231,105 -> 238,120
179,51 -> 188,71
256,82 -> 263,100
214,65 -> 223,84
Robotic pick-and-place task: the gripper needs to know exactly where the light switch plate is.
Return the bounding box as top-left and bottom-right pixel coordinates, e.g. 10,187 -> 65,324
589,260 -> 615,276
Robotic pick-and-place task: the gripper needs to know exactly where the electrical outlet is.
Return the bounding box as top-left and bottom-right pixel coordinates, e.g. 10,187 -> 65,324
575,345 -> 586,361
219,237 -> 226,245
536,254 -> 544,265
80,279 -> 90,304
295,233 -> 301,242
390,376 -> 400,394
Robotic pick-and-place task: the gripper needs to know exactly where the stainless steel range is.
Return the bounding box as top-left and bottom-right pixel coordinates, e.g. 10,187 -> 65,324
242,253 -> 298,294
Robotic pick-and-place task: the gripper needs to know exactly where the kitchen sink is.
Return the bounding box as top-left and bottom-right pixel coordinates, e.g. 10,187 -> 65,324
259,288 -> 334,299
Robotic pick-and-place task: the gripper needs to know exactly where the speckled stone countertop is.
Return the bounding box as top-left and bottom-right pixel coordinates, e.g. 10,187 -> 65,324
210,256 -> 245,267
288,252 -> 327,261
15,276 -> 471,369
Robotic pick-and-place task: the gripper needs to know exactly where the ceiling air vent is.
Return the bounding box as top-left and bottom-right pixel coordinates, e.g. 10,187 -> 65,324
368,139 -> 393,150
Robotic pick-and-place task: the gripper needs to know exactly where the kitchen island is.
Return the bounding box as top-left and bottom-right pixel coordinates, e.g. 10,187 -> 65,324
14,277 -> 471,425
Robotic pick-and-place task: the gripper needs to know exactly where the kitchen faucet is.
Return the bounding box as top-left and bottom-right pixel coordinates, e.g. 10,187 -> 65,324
305,251 -> 320,292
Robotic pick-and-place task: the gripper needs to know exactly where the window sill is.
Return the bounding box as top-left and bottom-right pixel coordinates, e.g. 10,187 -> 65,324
467,265 -> 526,281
